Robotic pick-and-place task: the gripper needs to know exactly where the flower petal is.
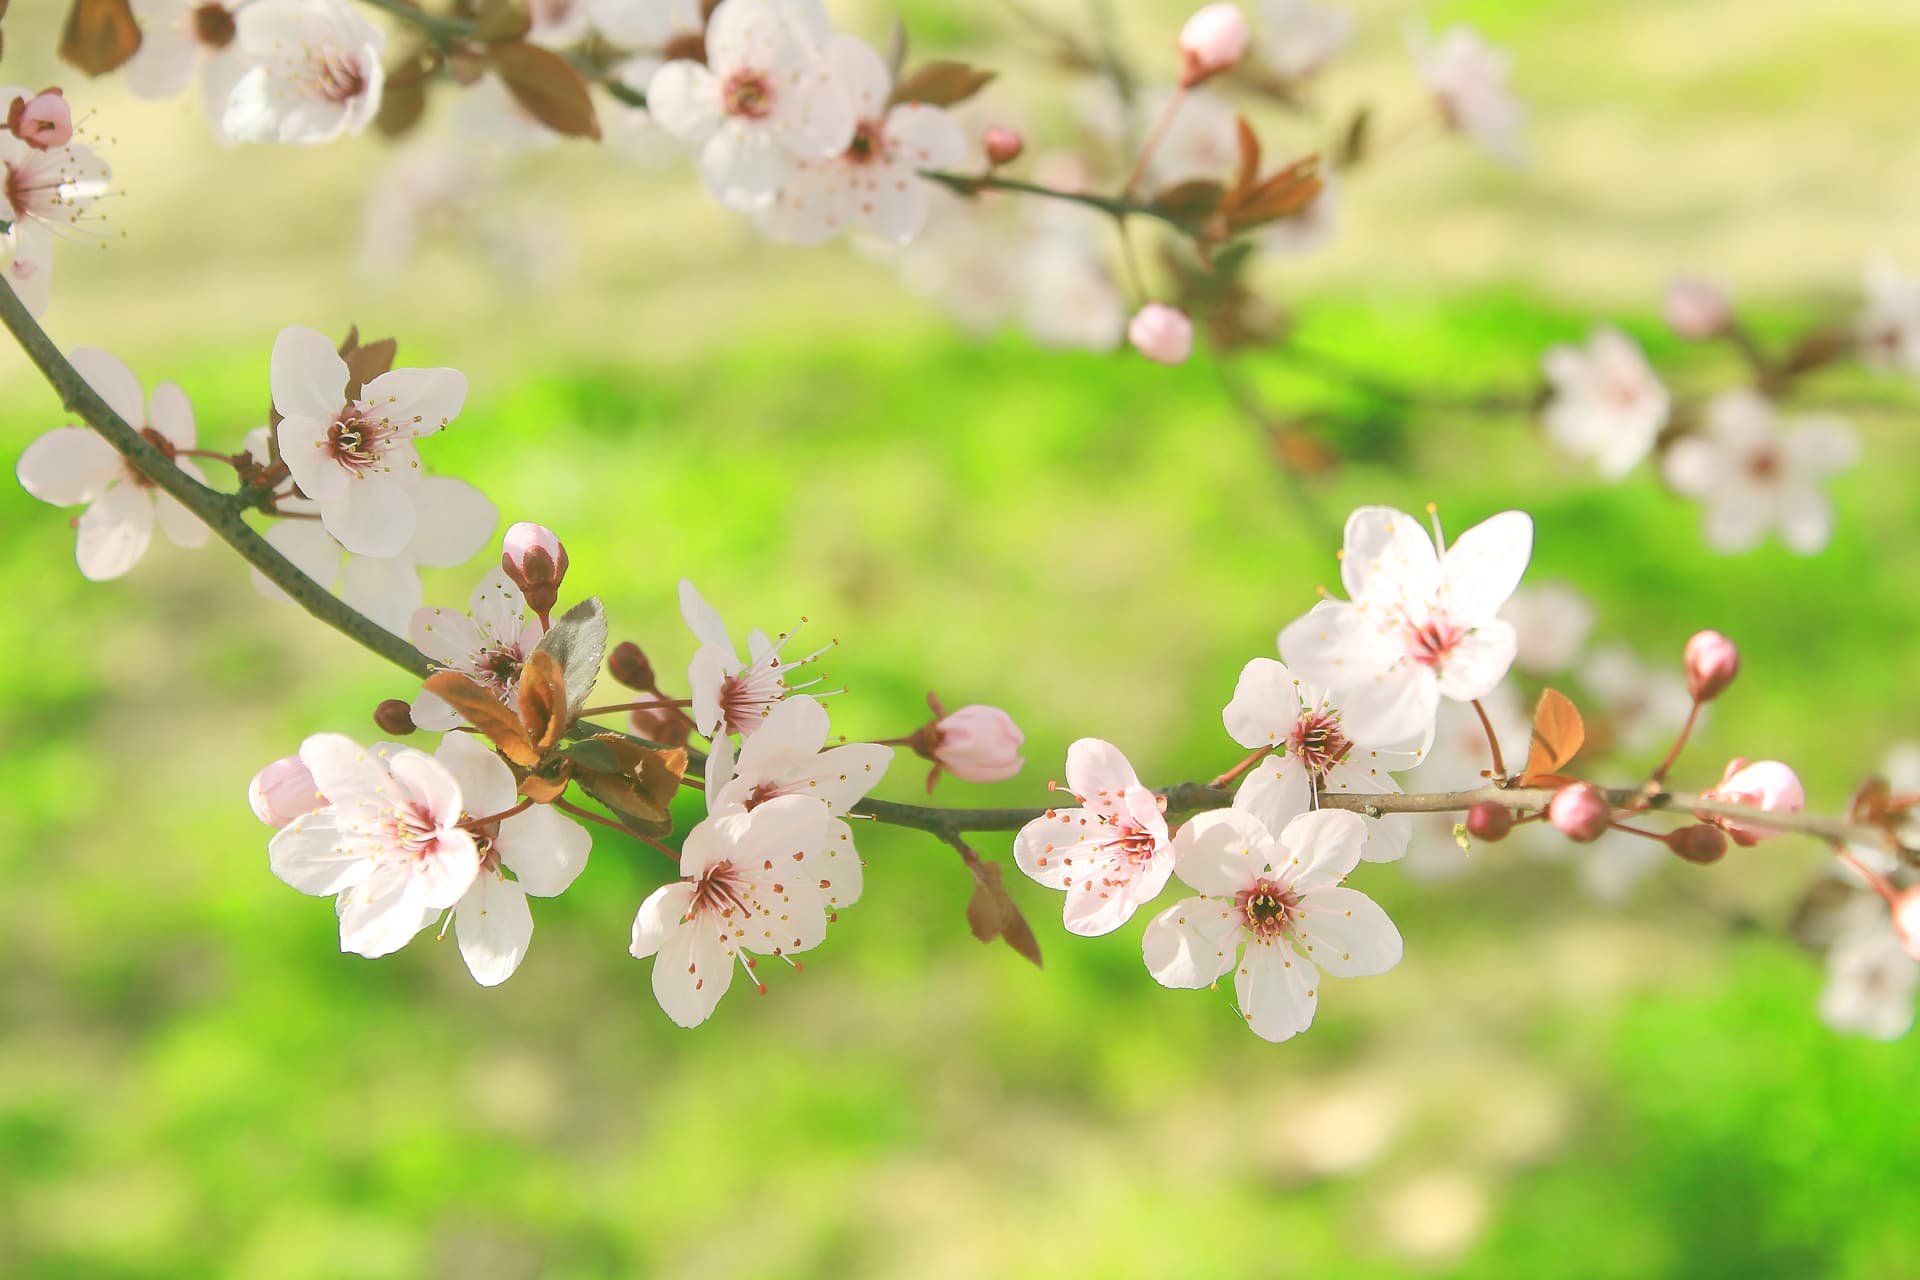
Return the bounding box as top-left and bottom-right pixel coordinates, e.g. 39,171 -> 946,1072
631,881 -> 696,959
17,427 -> 120,506
455,873 -> 534,986
1341,505 -> 1440,608
1223,657 -> 1304,749
1439,510 -> 1532,619
1172,807 -> 1272,896
1236,939 -> 1317,1042
268,808 -> 371,896
1143,895 -> 1241,988
270,325 -> 348,420
1292,885 -> 1402,976
498,803 -> 592,897
75,482 -> 155,580
1278,808 -> 1368,891
68,348 -> 145,429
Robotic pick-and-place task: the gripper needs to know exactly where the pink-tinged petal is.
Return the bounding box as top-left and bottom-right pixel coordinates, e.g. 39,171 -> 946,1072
270,325 -> 348,420
1292,886 -> 1402,976
362,366 -> 468,437
17,427 -> 120,506
646,59 -> 721,143
678,580 -> 734,652
258,517 -> 343,599
822,33 -> 889,119
1173,807 -> 1271,896
630,881 -> 695,959
323,473 -> 417,558
468,568 -> 527,639
1439,510 -> 1533,619
455,873 -> 534,986
147,381 -> 196,448
802,816 -> 864,909
268,809 -> 372,896
885,102 -> 966,170
339,553 -> 422,635
410,688 -> 460,733
390,748 -> 465,827
407,477 -> 497,567
497,803 -> 591,897
413,828 -> 481,910
1236,939 -> 1318,1042
434,732 -> 517,820
410,607 -> 486,667
1277,599 -> 1402,690
1012,808 -> 1102,890
699,124 -> 791,210
687,645 -> 733,737
1143,895 -> 1242,988
278,413 -> 347,506
154,488 -> 209,550
1278,808 -> 1367,890
336,862 -> 430,959
1120,784 -> 1171,847
1434,621 -> 1517,701
772,59 -> 853,158
769,742 -> 892,813
298,733 -> 399,813
75,483 -> 155,580
1062,858 -> 1163,936
732,692 -> 829,766
1340,506 -> 1440,608
1223,657 -> 1305,749
67,348 -> 145,429
1064,737 -> 1142,805
652,915 -> 735,1027
1231,763 -> 1310,845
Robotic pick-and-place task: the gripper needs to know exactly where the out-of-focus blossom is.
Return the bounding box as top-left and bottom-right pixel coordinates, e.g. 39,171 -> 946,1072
16,348 -> 209,580
1819,922 -> 1917,1040
1665,276 -> 1731,341
360,142 -> 570,287
1580,644 -> 1694,755
1410,24 -> 1523,163
1128,303 -> 1196,365
1541,327 -> 1669,479
527,0 -> 592,49
1857,256 -> 1920,376
1500,582 -> 1595,676
224,0 -> 385,146
1662,389 -> 1857,555
1014,739 -> 1174,936
1261,0 -> 1353,82
1403,686 -> 1526,879
0,90 -> 112,318
125,0 -> 250,141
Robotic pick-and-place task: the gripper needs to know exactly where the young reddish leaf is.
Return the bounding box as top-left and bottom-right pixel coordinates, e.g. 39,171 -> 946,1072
60,0 -> 142,76
490,41 -> 601,140
1152,179 -> 1227,224
516,649 -> 570,752
518,757 -> 572,803
889,60 -> 996,108
1522,688 -> 1585,783
1223,155 -> 1322,231
422,671 -> 540,766
571,736 -> 686,835
1234,115 -> 1261,192
337,327 -> 398,400
964,858 -> 1043,968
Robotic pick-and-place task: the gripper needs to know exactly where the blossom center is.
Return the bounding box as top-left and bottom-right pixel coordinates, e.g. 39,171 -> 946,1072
471,826 -> 501,874
193,3 -> 236,48
1102,819 -> 1161,867
1289,707 -> 1353,778
723,71 -> 775,120
1746,446 -> 1780,481
474,643 -> 526,695
844,119 -> 887,166
691,860 -> 752,918
1235,877 -> 1299,940
326,407 -> 392,474
303,50 -> 368,107
745,781 -> 783,809
383,801 -> 444,860
1404,612 -> 1465,668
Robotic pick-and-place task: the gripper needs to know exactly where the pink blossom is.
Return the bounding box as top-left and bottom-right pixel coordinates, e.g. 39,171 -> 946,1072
1547,783 -> 1611,843
927,703 -> 1025,786
1143,807 -> 1400,1043
124,1 -> 250,142
1128,303 -> 1195,365
1703,758 -> 1804,846
679,578 -> 829,739
223,0 -> 385,146
1540,326 -> 1669,479
408,569 -> 545,732
1682,629 -> 1739,701
501,521 -> 568,618
1663,390 -> 1857,555
1410,24 -> 1523,163
1013,739 -> 1173,936
250,756 -> 320,827
1665,276 -> 1730,341
1180,4 -> 1251,83
8,90 -> 73,150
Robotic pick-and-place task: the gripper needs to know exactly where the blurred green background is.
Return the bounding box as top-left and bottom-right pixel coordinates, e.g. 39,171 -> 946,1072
3,0 -> 1919,1276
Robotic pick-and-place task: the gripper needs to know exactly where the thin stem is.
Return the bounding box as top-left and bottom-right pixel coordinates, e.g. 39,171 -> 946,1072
919,170 -> 1201,236
553,796 -> 675,855
1609,822 -> 1668,842
578,698 -> 693,716
1649,698 -> 1703,785
1121,84 -> 1187,198
465,797 -> 534,827
1471,699 -> 1507,779
1211,746 -> 1272,789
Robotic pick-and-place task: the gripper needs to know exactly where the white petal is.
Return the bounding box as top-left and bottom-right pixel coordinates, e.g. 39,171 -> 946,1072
1012,808 -> 1103,890
646,59 -> 721,143
1434,621 -> 1517,702
147,381 -> 197,448
277,413 -> 346,507
1236,940 -> 1318,1042
323,474 -> 417,558
407,477 -> 497,567
1277,600 -> 1402,692
455,874 -> 534,986
1232,762 -> 1311,843
268,809 -> 370,896
75,483 -> 155,580
1172,808 -> 1272,896
270,325 -> 348,420
1438,510 -> 1532,619
631,880 -> 695,959
336,863 -> 431,959
1223,657 -> 1304,749
1332,665 -> 1438,747
1063,737 -> 1142,802
1142,896 -> 1241,988
677,579 -> 734,651
1777,486 -> 1835,556
434,731 -> 518,820
299,733 -> 399,813
771,57 -> 853,158
651,916 -> 735,1027
821,34 -> 890,119
154,488 -> 209,549
339,553 -> 423,635
1292,886 -> 1402,976
68,348 -> 145,429
391,748 -> 466,828
16,427 -> 120,506
1278,808 -> 1368,890
361,366 -> 467,437
123,25 -> 201,98
699,124 -> 791,210
1341,506 -> 1440,607
497,804 -> 592,897
257,519 -> 342,604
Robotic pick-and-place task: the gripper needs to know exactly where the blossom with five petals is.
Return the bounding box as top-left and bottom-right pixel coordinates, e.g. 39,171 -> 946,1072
1661,389 -> 1857,555
124,0 -> 251,142
409,568 -> 546,731
1409,25 -> 1523,163
223,0 -> 385,146
679,578 -> 828,739
1540,326 -> 1670,479
1013,739 -> 1174,935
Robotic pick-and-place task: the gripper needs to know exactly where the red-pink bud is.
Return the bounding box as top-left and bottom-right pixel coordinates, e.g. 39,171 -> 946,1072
7,89 -> 73,151
1178,3 -> 1250,84
1665,823 -> 1728,864
1127,303 -> 1195,365
1683,629 -> 1739,702
927,704 -> 1025,785
1664,276 -> 1730,341
374,698 -> 417,736
250,756 -> 321,828
983,126 -> 1024,167
609,641 -> 655,691
1548,783 -> 1611,843
1891,887 -> 1920,963
1465,802 -> 1513,841
1702,758 -> 1803,846
501,521 -> 567,618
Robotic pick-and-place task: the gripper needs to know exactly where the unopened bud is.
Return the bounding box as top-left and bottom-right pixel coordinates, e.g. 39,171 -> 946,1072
1891,888 -> 1920,963
1703,758 -> 1803,846
250,756 -> 320,828
1127,303 -> 1195,366
1178,3 -> 1249,85
501,521 -> 567,618
1665,823 -> 1728,864
1464,802 -> 1513,841
374,698 -> 417,736
609,641 -> 655,691
983,126 -> 1024,167
1664,276 -> 1731,341
1683,629 -> 1739,702
1548,782 -> 1611,843
7,89 -> 73,151
914,700 -> 1025,790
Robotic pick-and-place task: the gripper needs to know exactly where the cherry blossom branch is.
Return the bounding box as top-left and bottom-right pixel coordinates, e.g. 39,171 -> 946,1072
919,169 -> 1204,236
355,0 -> 471,42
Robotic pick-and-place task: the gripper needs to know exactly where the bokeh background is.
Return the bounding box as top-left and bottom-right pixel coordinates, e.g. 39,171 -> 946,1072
3,0 -> 1920,1276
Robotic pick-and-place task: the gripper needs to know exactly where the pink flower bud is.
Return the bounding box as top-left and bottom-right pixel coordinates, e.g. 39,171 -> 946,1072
983,126 -> 1024,167
7,89 -> 73,151
1179,3 -> 1250,83
1703,758 -> 1803,846
250,756 -> 321,828
1683,629 -> 1739,702
1664,276 -> 1730,341
501,521 -> 567,617
930,704 -> 1025,785
1891,888 -> 1920,963
1548,782 -> 1611,843
1665,823 -> 1727,864
1128,303 -> 1195,365
1465,802 -> 1513,841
